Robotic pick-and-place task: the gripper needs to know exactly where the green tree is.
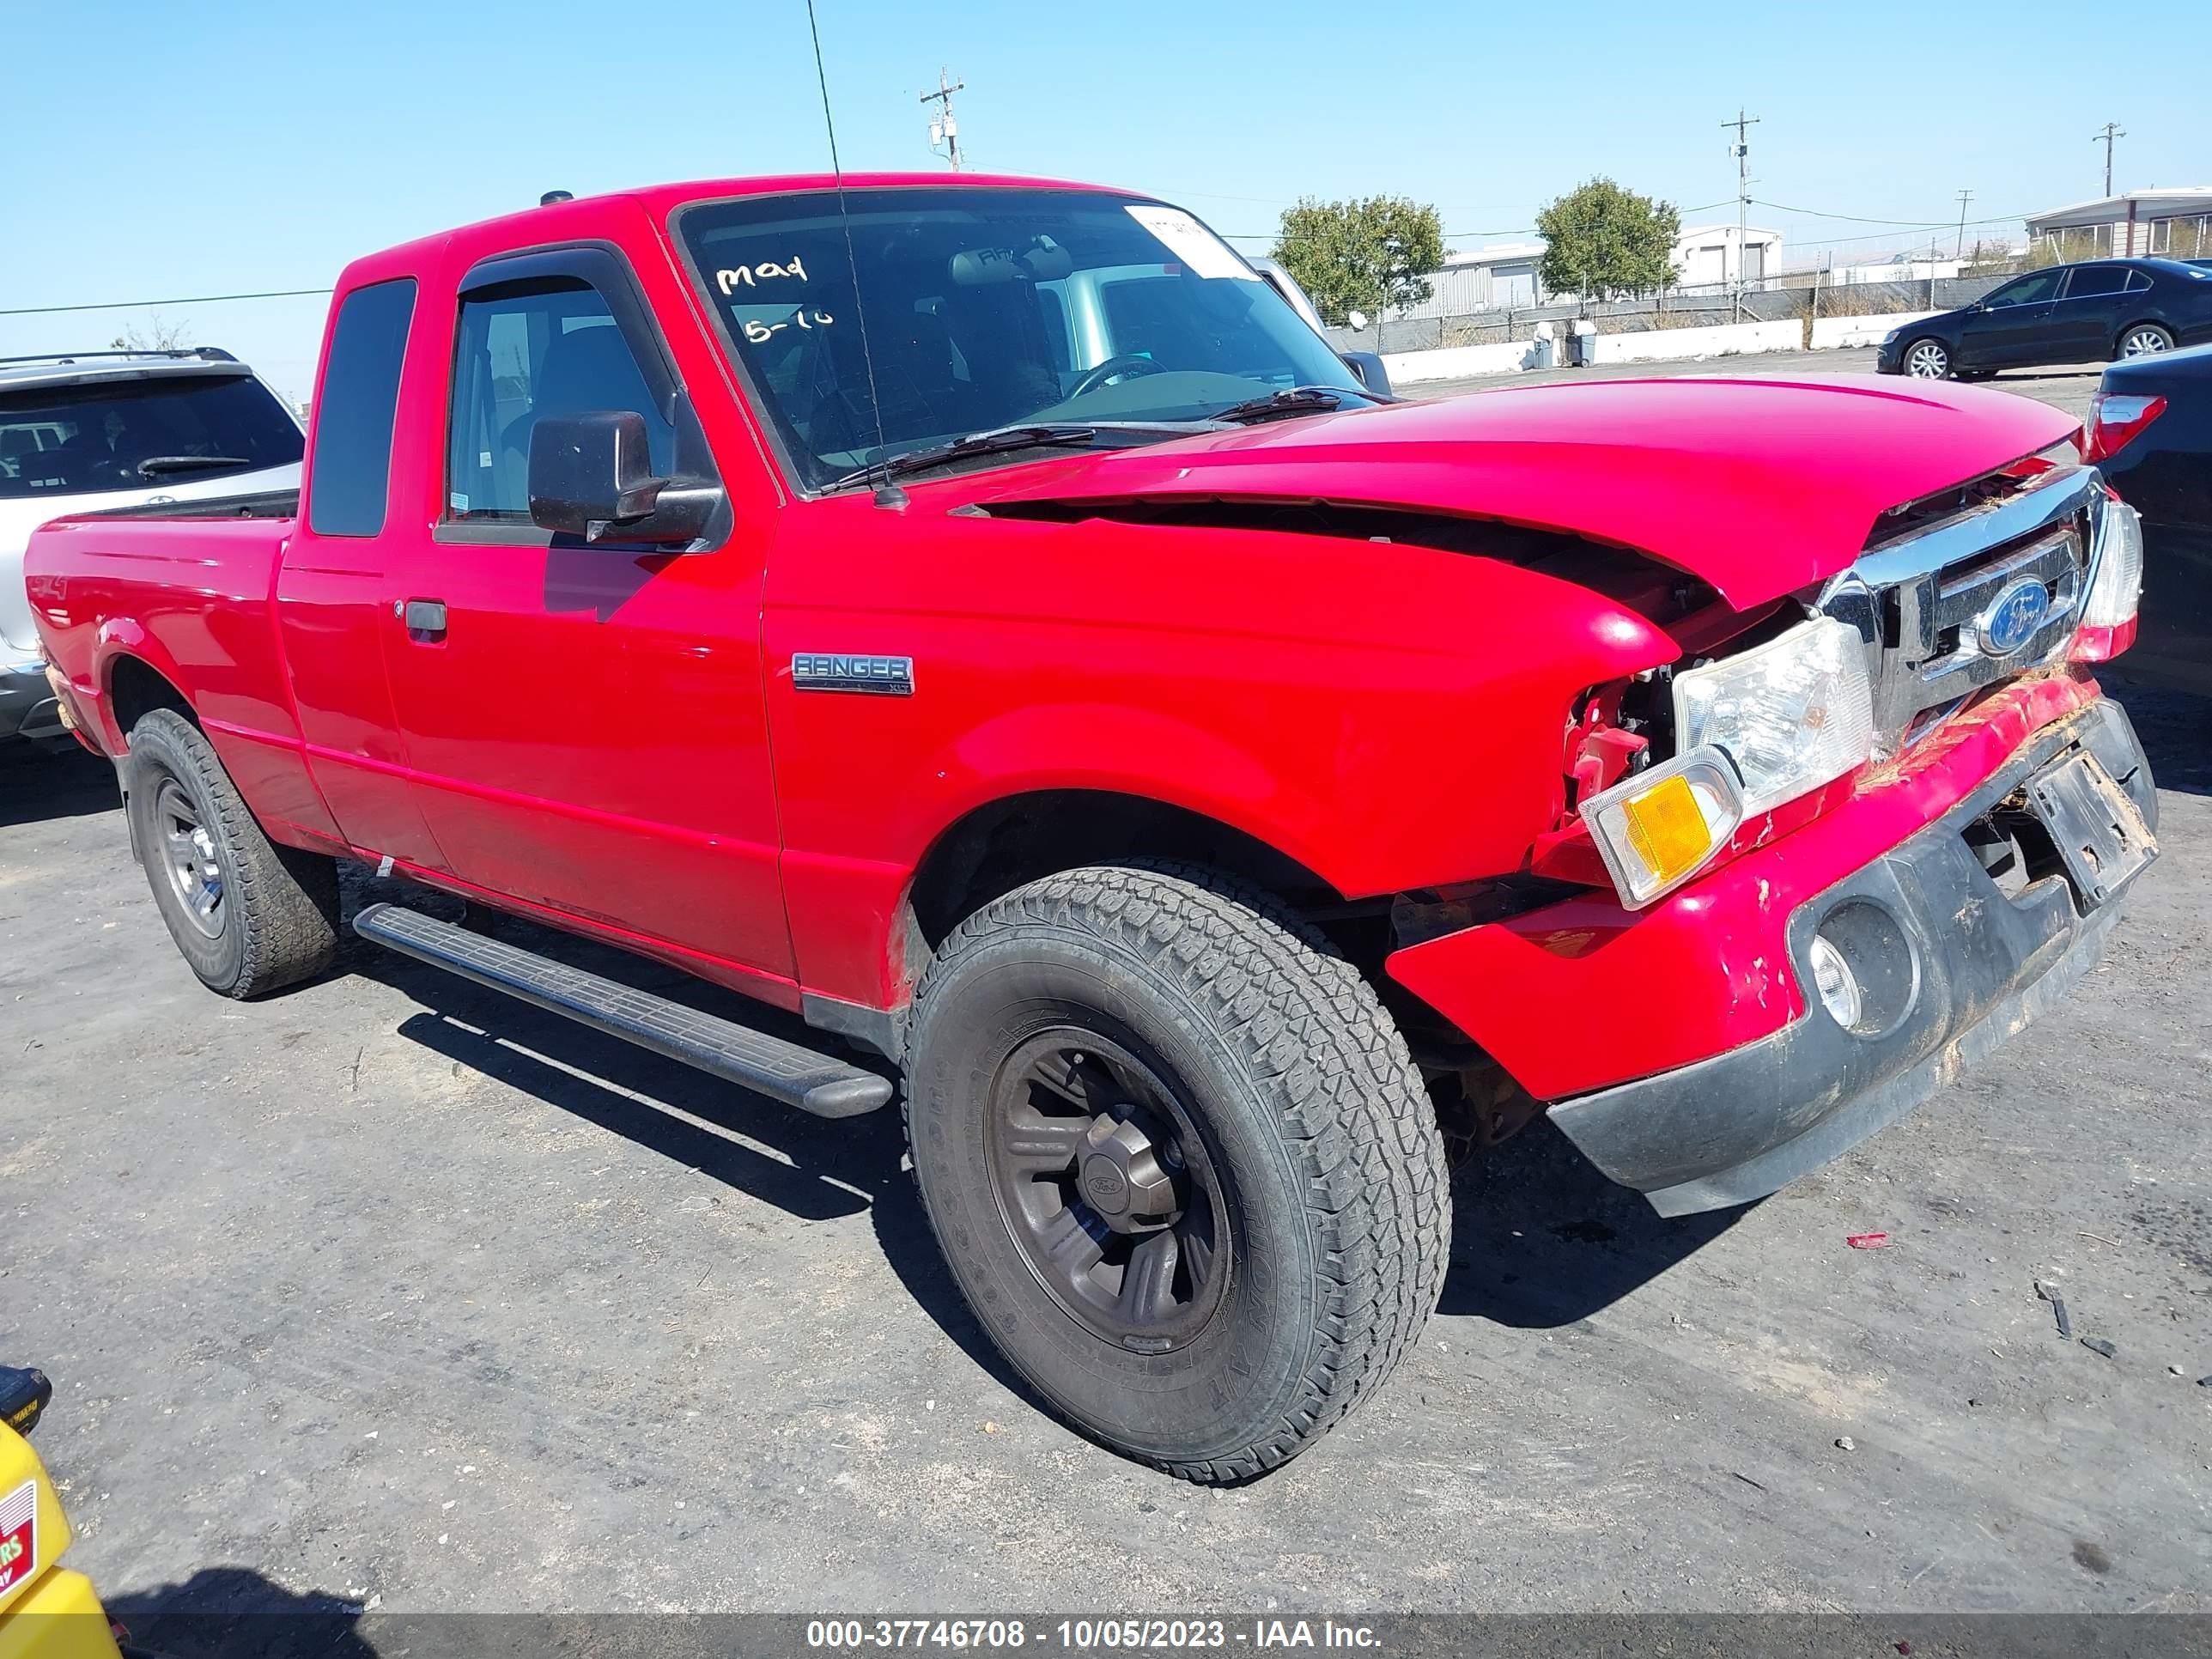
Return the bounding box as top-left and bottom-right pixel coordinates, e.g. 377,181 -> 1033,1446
1535,179 -> 1680,305
1273,196 -> 1446,329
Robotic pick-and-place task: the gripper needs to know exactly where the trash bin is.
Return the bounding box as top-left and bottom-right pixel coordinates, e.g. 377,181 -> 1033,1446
1568,319 -> 1598,368
1530,321 -> 1557,370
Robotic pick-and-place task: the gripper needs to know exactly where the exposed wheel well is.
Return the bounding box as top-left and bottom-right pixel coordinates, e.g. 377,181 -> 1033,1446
905,790 -> 1345,956
108,654 -> 196,741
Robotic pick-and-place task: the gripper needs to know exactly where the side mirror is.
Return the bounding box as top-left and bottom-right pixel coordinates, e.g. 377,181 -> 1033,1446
1338,351 -> 1394,399
528,411 -> 714,544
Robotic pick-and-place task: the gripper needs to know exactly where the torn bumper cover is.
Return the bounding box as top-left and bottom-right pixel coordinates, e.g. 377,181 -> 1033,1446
1547,698 -> 2155,1215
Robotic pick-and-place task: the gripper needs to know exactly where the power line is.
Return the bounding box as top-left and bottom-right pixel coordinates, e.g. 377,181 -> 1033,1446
0,286 -> 332,319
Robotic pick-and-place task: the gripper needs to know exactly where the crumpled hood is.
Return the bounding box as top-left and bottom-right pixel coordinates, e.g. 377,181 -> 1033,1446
981,374 -> 2079,611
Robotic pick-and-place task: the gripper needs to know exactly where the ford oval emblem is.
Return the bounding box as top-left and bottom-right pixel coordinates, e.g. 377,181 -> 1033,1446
1977,577 -> 2051,657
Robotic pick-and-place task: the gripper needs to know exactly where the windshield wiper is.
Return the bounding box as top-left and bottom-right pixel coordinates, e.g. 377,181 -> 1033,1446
137,455 -> 252,477
1206,386 -> 1374,424
824,425 -> 1110,493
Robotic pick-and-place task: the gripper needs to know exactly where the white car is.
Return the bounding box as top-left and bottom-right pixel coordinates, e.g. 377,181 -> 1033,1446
2,349 -> 304,745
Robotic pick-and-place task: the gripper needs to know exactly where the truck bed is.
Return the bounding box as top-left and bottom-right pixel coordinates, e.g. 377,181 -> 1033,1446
79,488 -> 299,522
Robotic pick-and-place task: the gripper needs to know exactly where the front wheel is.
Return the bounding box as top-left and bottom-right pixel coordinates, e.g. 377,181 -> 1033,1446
125,708 -> 339,997
1901,337 -> 1952,379
904,864 -> 1449,1482
2119,323 -> 2175,358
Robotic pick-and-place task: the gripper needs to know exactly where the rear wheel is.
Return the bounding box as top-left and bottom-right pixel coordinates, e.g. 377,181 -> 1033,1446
904,864 -> 1449,1482
2119,323 -> 2175,358
125,708 -> 339,997
1901,337 -> 1952,379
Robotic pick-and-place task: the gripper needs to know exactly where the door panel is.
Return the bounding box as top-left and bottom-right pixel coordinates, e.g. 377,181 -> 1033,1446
1958,270 -> 2065,368
380,537 -> 790,972
2049,266 -> 2131,362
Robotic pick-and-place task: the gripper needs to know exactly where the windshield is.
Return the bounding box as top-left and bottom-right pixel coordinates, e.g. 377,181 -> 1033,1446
677,186 -> 1364,489
0,371 -> 302,500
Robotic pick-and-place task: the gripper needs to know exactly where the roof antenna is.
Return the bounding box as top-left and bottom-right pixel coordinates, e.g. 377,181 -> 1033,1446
801,0 -> 901,507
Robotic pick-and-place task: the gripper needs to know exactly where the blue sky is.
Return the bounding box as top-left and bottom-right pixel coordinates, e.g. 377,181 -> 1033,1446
7,0 -> 2206,402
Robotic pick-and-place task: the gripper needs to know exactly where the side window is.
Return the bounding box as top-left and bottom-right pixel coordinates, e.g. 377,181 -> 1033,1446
1985,270 -> 2063,308
2063,265 -> 2130,299
307,277 -> 416,537
2125,268 -> 2154,292
445,277 -> 672,522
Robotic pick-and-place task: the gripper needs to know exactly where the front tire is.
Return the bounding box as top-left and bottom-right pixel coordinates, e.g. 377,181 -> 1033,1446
2119,323 -> 2175,358
1901,337 -> 1952,379
125,708 -> 339,997
904,864 -> 1449,1482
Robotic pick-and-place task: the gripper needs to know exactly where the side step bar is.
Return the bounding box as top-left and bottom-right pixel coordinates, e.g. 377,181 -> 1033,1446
352,902 -> 893,1119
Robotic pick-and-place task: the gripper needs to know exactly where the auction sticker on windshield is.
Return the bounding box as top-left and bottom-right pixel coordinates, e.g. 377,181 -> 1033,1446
1125,205 -> 1249,281
0,1480 -> 36,1596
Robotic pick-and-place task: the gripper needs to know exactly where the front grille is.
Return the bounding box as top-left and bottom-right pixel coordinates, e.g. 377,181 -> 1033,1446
1818,464 -> 2110,754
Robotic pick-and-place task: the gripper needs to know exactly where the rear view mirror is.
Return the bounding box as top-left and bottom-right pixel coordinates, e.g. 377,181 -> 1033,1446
527,411 -> 714,544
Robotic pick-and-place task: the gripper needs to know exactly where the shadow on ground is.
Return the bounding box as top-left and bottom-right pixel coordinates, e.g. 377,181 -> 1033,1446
105,1567 -> 375,1658
341,865 -> 1731,1415
0,744 -> 115,828
2106,677 -> 2209,798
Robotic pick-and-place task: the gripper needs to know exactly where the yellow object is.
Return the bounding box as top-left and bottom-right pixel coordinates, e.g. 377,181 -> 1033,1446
0,1425 -> 121,1659
1619,772 -> 1716,885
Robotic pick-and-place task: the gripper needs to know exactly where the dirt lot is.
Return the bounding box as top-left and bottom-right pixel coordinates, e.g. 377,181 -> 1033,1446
3,354 -> 2207,1633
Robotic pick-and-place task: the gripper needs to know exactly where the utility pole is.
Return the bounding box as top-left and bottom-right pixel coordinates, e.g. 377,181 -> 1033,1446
921,69 -> 964,170
1954,188 -> 1973,258
1722,107 -> 1760,321
2092,122 -> 2125,196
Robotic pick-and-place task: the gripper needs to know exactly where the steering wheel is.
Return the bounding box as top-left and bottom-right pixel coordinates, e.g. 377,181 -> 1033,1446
1068,355 -> 1169,398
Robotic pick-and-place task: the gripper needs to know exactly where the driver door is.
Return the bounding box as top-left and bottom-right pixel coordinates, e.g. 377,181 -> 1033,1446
375,243 -> 793,979
1957,269 -> 2063,369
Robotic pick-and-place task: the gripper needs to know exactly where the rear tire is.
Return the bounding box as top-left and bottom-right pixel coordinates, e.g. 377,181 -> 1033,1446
125,708 -> 339,997
903,863 -> 1449,1482
2118,323 -> 2175,358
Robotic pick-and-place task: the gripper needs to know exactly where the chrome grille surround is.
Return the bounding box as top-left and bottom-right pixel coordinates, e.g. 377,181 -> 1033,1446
1816,464 -> 2112,756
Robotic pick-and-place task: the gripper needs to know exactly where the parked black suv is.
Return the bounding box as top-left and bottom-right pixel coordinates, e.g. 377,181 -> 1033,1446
1875,258 -> 2212,380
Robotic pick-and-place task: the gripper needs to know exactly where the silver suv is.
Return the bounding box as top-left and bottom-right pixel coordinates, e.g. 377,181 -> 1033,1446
2,349 -> 304,745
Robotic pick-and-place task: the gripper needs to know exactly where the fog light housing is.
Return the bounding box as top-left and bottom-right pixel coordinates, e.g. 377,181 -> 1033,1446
1583,745 -> 1746,909
1807,933 -> 1863,1029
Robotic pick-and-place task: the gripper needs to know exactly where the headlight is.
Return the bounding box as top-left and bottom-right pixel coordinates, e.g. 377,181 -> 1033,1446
1881,327 -> 1902,345
1673,617 -> 1875,817
1582,746 -> 1746,909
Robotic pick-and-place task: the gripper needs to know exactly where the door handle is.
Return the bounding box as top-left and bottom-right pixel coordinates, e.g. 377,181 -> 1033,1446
396,599 -> 448,641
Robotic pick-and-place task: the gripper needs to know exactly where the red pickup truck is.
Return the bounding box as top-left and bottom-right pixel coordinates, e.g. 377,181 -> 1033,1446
25,174 -> 2157,1482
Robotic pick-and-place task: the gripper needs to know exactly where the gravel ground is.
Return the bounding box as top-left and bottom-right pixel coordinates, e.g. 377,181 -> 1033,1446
1,354 -> 2205,1633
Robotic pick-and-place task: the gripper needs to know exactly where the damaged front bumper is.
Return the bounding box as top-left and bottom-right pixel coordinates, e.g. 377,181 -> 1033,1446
1388,684 -> 2157,1217
1551,698 -> 2155,1214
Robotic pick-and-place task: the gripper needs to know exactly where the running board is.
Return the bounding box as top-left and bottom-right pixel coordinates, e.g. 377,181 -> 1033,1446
352,902 -> 893,1118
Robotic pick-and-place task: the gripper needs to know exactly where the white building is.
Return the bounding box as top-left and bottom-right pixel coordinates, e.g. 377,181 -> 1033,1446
1389,222 -> 1785,321
2025,187 -> 2212,258
1396,241 -> 1550,319
1670,224 -> 1784,291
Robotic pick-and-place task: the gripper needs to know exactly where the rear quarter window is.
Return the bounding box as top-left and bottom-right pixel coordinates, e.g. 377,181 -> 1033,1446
307,277 -> 417,537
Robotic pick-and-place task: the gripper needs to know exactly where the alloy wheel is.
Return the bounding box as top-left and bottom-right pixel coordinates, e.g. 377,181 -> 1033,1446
1904,340 -> 1949,379
155,777 -> 226,939
985,1028 -> 1230,1354
2121,327 -> 2172,357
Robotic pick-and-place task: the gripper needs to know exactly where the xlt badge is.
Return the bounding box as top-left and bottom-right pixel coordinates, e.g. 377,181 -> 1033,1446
792,653 -> 915,696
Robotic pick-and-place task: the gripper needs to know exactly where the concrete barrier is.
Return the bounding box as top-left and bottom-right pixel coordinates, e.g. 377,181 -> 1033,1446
1382,338 -> 1534,386
1810,310 -> 1939,350
1589,319 -> 1802,364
